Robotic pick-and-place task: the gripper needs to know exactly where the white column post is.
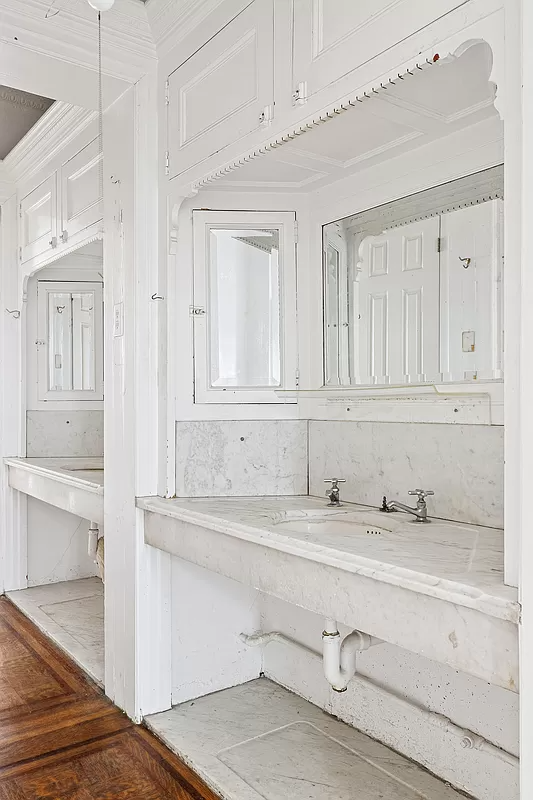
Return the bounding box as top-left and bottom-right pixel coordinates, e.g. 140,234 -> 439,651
103,73 -> 171,721
0,195 -> 27,592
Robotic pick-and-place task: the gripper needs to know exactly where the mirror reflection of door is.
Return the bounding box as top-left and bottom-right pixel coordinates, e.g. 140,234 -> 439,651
322,168 -> 504,388
357,217 -> 440,385
37,280 -> 103,401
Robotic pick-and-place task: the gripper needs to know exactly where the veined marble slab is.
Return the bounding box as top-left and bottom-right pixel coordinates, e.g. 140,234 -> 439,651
146,679 -> 469,800
140,495 -> 519,690
7,577 -> 104,686
5,457 -> 104,523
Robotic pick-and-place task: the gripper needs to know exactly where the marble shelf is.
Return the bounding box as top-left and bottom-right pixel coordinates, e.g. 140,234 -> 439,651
139,494 -> 519,691
146,678 -> 470,800
5,457 -> 104,523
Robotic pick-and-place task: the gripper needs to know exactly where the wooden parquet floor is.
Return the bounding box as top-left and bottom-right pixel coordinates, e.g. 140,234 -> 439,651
0,597 -> 219,799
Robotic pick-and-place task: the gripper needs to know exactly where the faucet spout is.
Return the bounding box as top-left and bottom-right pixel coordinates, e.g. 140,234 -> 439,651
385,489 -> 434,523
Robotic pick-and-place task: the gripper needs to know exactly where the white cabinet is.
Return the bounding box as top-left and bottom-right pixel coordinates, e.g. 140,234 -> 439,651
292,0 -> 472,102
60,138 -> 102,242
167,0 -> 274,179
19,138 -> 102,269
19,174 -> 58,263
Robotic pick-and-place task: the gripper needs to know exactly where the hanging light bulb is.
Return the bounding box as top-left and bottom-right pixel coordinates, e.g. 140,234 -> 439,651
88,0 -> 115,10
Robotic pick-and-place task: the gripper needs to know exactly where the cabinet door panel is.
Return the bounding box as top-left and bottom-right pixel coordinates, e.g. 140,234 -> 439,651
19,175 -> 57,263
293,0 -> 470,100
168,0 -> 273,179
60,138 -> 102,240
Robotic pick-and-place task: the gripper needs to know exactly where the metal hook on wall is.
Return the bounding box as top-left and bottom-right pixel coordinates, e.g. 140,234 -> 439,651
459,256 -> 472,269
151,293 -> 164,301
5,309 -> 20,319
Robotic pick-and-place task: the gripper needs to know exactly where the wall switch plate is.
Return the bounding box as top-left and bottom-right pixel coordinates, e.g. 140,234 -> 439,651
462,330 -> 475,352
113,302 -> 124,337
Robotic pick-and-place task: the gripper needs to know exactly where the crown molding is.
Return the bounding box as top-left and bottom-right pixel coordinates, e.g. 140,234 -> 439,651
0,163 -> 15,204
0,85 -> 51,112
0,0 -> 156,84
146,0 -> 228,55
4,101 -> 96,186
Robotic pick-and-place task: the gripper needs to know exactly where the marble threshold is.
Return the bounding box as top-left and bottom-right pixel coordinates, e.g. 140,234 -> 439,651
5,457 -> 104,523
7,577 -> 104,686
145,678 -> 471,800
139,495 -> 519,690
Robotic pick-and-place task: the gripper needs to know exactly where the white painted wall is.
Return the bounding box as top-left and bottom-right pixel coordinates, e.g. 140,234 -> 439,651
27,497 -> 98,586
171,557 -> 261,705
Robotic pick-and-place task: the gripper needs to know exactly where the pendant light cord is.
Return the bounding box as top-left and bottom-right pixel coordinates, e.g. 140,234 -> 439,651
97,11 -> 103,211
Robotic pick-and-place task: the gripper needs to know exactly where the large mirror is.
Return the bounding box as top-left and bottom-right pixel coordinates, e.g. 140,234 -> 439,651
37,280 -> 104,400
323,167 -> 504,386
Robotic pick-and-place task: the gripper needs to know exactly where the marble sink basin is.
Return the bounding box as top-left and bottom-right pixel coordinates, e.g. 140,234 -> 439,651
272,512 -> 393,537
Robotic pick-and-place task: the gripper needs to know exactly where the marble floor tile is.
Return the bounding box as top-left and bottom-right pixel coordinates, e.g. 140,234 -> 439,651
7,577 -> 104,686
146,678 -> 469,800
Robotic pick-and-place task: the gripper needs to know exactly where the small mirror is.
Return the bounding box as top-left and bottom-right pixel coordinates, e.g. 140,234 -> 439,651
207,227 -> 281,389
323,167 -> 504,386
37,281 -> 104,401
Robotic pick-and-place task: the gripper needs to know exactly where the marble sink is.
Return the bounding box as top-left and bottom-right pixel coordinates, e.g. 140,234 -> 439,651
139,494 -> 519,692
271,510 -> 393,537
5,457 -> 104,523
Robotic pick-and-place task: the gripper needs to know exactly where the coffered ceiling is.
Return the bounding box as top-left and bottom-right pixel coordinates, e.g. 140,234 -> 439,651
0,85 -> 54,159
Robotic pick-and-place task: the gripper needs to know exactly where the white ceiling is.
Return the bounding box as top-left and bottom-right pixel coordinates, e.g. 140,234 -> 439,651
207,43 -> 500,194
0,85 -> 54,159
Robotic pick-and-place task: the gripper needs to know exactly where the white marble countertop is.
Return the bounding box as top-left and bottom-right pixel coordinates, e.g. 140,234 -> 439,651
5,457 -> 104,492
138,495 -> 519,624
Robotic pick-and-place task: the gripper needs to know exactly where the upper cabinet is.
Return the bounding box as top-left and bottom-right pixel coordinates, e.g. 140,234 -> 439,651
19,137 -> 102,271
167,0 -> 274,179
292,0 -> 473,102
19,175 -> 58,264
60,138 -> 102,243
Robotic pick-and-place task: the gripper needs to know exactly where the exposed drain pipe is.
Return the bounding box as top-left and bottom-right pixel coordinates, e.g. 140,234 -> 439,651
88,522 -> 99,558
240,628 -> 518,770
322,619 -> 381,692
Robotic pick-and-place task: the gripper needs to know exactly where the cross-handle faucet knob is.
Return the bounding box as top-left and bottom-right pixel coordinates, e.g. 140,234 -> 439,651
324,478 -> 346,488
324,478 -> 345,507
408,489 -> 434,501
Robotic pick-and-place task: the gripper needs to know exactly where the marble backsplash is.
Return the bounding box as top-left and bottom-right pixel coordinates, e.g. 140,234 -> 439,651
175,420 -> 308,497
309,420 -> 503,528
26,411 -> 104,458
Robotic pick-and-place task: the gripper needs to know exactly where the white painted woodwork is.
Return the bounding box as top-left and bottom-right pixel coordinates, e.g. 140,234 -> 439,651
19,174 -> 57,263
60,139 -> 102,242
357,218 -> 440,385
291,0 -> 472,103
192,210 -> 297,403
167,0 -> 274,179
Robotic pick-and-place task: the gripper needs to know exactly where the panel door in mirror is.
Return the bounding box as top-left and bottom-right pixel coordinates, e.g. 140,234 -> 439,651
322,168 -> 504,387
37,281 -> 104,401
192,211 -> 297,403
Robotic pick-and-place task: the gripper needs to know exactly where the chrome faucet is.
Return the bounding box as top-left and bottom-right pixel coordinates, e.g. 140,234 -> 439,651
324,478 -> 346,507
384,489 -> 434,523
